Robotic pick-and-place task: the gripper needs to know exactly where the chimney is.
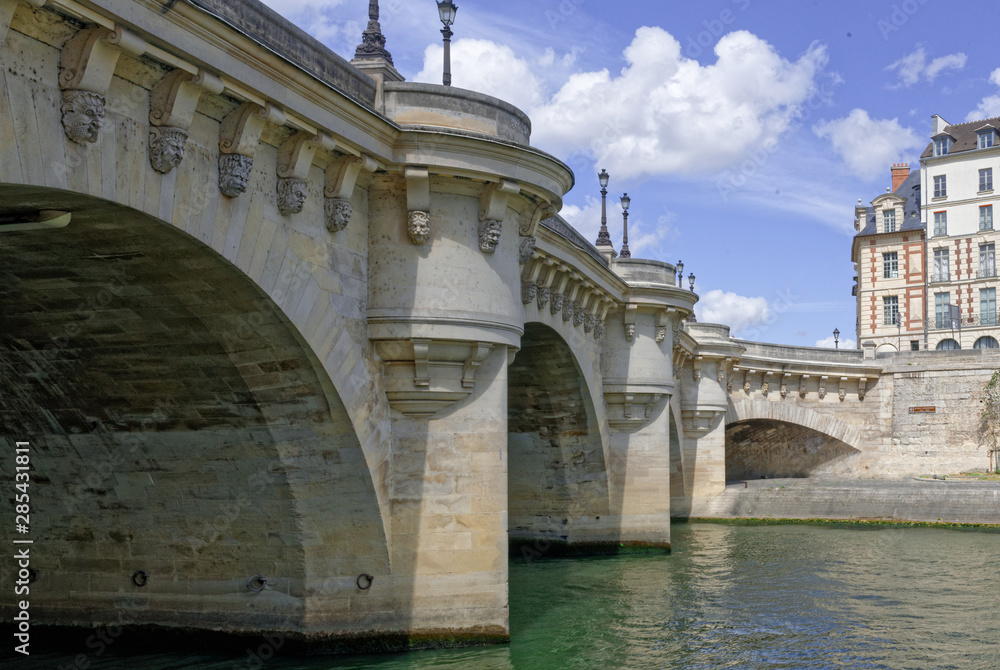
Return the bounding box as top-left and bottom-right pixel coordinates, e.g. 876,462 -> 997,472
891,163 -> 910,193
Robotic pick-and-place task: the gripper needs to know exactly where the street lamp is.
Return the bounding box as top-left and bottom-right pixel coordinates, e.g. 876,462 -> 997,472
834,328 -> 840,349
437,1 -> 458,86
595,169 -> 612,248
620,192 -> 631,259
688,273 -> 696,291
676,260 -> 684,286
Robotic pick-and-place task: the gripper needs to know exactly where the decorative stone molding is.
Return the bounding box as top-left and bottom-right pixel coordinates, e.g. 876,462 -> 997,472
656,326 -> 667,344
743,378 -> 751,395
521,281 -> 537,305
148,126 -> 189,174
536,286 -> 550,310
405,166 -> 431,245
407,211 -> 431,245
149,69 -> 223,174
727,379 -> 733,395
518,201 -> 555,237
562,298 -> 575,323
573,305 -> 586,328
218,154 -> 254,198
60,26 -> 144,92
839,377 -> 848,402
606,392 -> 664,430
819,376 -> 828,400
780,373 -> 791,399
624,323 -> 636,342
324,154 -> 377,233
324,198 -> 352,233
584,314 -> 596,334
277,178 -> 308,216
693,357 -> 703,382
550,292 -> 564,315
799,375 -> 809,399
219,102 -> 284,197
375,339 -> 494,416
278,131 -> 324,180
761,372 -> 772,396
594,321 -> 605,341
60,90 -> 105,144
519,236 -> 536,265
478,219 -> 502,254
858,377 -> 868,401
682,409 -> 726,438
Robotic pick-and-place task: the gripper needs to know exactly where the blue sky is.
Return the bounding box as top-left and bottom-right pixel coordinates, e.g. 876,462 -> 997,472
261,0 -> 1000,349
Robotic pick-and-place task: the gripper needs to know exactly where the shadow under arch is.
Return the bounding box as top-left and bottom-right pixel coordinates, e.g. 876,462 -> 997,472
0,187 -> 388,645
507,322 -> 611,557
725,399 -> 863,481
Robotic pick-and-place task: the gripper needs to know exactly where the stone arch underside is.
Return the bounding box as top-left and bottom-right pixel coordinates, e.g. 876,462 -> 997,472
725,400 -> 863,481
507,322 -> 610,548
0,190 -> 388,635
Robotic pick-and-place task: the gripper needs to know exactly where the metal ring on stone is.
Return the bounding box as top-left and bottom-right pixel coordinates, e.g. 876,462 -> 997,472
356,573 -> 374,590
132,570 -> 148,587
246,575 -> 269,593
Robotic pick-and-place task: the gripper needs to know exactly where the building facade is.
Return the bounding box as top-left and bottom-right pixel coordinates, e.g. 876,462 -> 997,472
921,115 -> 1000,350
853,164 -> 926,353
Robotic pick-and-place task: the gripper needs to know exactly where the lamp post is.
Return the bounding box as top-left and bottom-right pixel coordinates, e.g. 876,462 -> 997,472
437,1 -> 458,86
620,193 -> 631,259
834,328 -> 840,349
595,169 -> 612,247
676,260 -> 684,286
688,273 -> 696,292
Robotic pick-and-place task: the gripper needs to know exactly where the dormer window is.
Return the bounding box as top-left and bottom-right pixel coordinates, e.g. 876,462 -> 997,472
934,137 -> 951,156
979,129 -> 996,149
883,209 -> 896,233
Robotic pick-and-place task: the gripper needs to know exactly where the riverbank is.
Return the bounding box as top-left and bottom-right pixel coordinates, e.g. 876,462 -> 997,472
685,478 -> 1000,525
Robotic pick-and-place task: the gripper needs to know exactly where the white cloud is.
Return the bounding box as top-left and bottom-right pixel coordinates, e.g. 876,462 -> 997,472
559,196 -> 603,244
813,109 -> 923,181
967,68 -> 1000,122
886,47 -> 967,88
815,335 -> 857,350
413,39 -> 546,112
528,28 -> 828,179
696,290 -> 772,335
259,0 -> 361,53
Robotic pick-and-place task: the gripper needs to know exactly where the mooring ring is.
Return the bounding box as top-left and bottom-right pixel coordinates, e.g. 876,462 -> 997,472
246,575 -> 270,593
132,570 -> 148,587
356,573 -> 374,590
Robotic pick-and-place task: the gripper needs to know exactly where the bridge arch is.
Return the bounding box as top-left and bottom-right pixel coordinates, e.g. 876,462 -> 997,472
507,322 -> 611,550
725,399 -> 863,481
0,187 -> 388,632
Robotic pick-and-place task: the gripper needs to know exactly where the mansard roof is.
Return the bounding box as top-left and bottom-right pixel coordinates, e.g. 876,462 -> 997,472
855,169 -> 923,238
920,116 -> 1000,159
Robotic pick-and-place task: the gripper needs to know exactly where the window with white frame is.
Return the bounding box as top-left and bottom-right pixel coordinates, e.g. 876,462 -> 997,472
883,296 -> 899,326
934,175 -> 947,198
934,211 -> 947,236
981,288 -> 997,326
934,137 -> 951,156
981,205 -> 994,231
980,131 -> 996,149
981,168 -> 994,192
935,292 -> 951,329
934,248 -> 950,282
981,243 -> 996,278
883,210 -> 896,233
883,252 -> 898,279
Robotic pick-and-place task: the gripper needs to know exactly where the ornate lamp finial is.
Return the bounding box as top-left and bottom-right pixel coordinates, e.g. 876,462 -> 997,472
355,0 -> 393,64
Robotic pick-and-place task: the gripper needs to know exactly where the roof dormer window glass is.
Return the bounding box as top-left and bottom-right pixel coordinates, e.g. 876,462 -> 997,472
883,209 -> 896,233
934,137 -> 951,156
979,130 -> 996,149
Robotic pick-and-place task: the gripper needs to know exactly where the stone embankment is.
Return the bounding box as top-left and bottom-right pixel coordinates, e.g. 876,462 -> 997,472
690,478 -> 1000,525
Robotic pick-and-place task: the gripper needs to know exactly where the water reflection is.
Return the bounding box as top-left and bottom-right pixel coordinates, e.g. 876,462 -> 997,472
11,523 -> 1000,670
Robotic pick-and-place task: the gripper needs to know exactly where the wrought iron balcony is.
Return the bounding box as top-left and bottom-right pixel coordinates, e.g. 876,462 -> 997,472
928,312 -> 998,330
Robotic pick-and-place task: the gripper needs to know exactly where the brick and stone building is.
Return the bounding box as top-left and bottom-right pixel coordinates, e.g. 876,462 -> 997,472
853,164 -> 925,353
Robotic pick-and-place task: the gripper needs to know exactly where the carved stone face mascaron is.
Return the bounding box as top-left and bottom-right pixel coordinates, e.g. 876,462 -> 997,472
219,154 -> 254,198
325,198 -> 352,233
408,211 -> 431,245
61,90 -> 105,144
277,178 -> 308,216
479,219 -> 502,254
149,126 -> 189,174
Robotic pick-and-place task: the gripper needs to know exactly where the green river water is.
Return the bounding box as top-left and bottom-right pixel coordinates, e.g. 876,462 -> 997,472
8,522 -> 1000,669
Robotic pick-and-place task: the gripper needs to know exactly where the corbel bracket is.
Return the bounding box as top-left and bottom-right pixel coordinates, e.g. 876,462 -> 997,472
277,131 -> 323,180
59,26 -> 145,93
479,179 -> 520,222
150,69 -> 224,130
220,101 -> 285,157
325,154 -> 378,200
518,200 -> 555,237
405,166 -> 431,212
462,343 -> 495,388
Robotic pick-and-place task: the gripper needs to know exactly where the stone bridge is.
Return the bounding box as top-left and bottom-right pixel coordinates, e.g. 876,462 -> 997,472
1,0 -> 996,653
